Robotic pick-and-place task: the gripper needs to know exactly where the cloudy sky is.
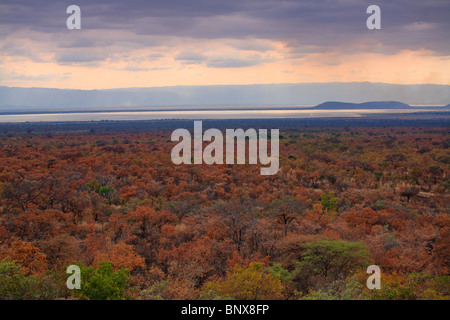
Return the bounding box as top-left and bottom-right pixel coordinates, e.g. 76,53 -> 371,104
0,0 -> 449,89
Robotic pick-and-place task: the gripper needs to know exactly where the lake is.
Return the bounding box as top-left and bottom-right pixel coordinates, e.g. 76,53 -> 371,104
0,108 -> 439,122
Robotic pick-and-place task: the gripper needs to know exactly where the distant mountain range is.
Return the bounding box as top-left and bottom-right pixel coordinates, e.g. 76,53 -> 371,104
0,82 -> 449,112
313,101 -> 412,109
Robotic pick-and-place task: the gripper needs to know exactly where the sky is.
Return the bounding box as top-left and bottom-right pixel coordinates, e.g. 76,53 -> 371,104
0,0 -> 449,90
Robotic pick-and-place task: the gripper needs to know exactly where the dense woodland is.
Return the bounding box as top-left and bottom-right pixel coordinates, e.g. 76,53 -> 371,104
0,119 -> 449,300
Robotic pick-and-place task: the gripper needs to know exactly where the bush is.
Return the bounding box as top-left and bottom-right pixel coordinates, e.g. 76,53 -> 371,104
200,262 -> 284,300
0,260 -> 59,300
320,193 -> 338,212
73,262 -> 131,300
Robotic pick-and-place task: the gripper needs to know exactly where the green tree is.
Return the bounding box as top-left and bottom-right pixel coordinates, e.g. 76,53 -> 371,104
320,193 -> 338,213
267,263 -> 292,283
364,272 -> 414,300
0,259 -> 59,300
98,186 -> 116,203
374,171 -> 383,181
74,261 -> 131,300
294,239 -> 370,280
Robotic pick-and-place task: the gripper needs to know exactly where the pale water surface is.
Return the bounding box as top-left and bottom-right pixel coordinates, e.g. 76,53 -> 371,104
0,109 -> 435,122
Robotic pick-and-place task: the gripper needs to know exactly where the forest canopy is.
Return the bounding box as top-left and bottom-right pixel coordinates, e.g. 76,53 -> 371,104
0,119 -> 448,300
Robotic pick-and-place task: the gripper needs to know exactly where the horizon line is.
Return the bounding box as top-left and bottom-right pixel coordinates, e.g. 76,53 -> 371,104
2,81 -> 450,91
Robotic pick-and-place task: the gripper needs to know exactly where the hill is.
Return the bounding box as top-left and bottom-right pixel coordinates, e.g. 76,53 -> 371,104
313,101 -> 411,109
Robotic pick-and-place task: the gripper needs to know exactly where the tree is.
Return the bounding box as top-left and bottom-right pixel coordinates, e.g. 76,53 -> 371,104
272,197 -> 307,237
0,240 -> 48,276
37,234 -> 80,266
0,260 -> 59,300
400,187 -> 419,203
364,272 -> 414,300
129,205 -> 176,238
320,193 -> 338,213
93,243 -> 145,272
99,186 -> 117,203
267,263 -> 292,283
201,262 -> 284,300
427,165 -> 443,184
74,262 -> 131,300
1,178 -> 43,211
12,208 -> 71,241
213,198 -> 257,252
294,239 -> 370,280
374,171 -> 383,182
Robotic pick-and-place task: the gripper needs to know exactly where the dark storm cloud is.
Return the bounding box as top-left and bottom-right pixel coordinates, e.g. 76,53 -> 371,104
1,0 -> 449,59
